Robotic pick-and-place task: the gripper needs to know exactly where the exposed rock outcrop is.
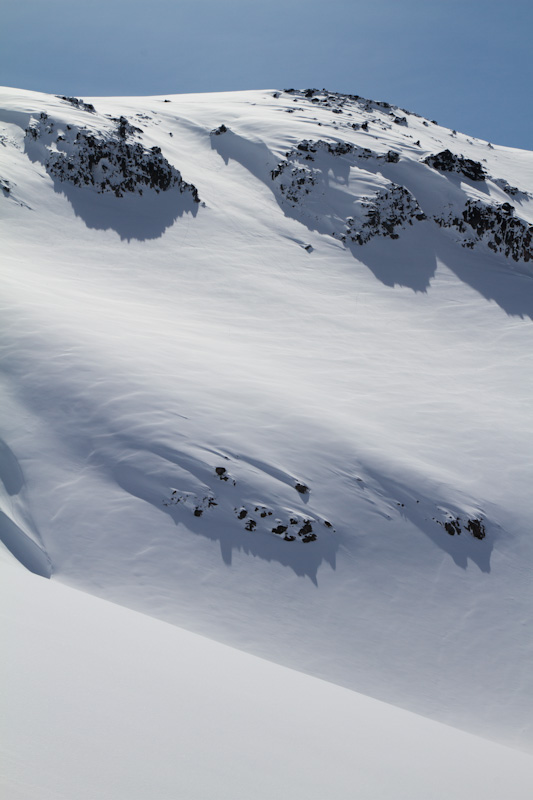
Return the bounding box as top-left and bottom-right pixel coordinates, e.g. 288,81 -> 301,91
25,113 -> 200,200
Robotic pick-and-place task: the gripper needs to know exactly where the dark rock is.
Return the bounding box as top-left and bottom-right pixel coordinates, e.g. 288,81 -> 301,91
444,519 -> 461,536
299,521 -> 313,536
26,116 -> 200,201
466,518 -> 486,540
57,96 -> 96,113
437,199 -> 532,262
295,482 -> 309,494
424,150 -> 486,182
272,525 -> 288,534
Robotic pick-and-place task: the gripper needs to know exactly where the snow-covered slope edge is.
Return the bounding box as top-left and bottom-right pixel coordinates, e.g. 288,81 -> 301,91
1,86 -> 532,752
2,547 -> 533,800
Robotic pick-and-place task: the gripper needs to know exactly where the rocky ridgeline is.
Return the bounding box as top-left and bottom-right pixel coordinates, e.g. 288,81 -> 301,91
267,134 -> 532,262
25,112 -> 200,200
279,87 -> 416,124
56,95 -> 96,113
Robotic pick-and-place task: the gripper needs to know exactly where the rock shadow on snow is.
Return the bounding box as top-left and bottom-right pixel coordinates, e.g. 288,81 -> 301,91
0,438 -> 52,578
211,130 -> 533,311
49,178 -> 199,241
114,457 -> 336,585
211,130 -> 437,292
24,115 -> 200,241
364,468 -> 494,573
433,233 -> 533,320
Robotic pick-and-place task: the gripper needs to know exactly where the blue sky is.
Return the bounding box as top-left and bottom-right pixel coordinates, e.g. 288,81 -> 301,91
1,0 -> 531,149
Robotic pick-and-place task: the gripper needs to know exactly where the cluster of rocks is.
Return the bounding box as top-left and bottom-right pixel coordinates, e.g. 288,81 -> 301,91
234,505 -> 324,542
25,112 -> 200,200
436,199 -> 533,262
269,135 -> 531,263
423,150 -> 525,198
342,185 -> 426,245
56,95 -> 96,113
280,88 -> 415,121
435,515 -> 486,540
163,467 -> 332,544
271,138 -> 425,244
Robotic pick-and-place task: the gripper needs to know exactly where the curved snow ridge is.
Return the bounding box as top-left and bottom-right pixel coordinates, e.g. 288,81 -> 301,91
0,510 -> 51,578
0,438 -> 52,578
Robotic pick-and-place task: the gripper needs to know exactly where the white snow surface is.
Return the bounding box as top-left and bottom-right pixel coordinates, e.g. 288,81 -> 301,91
2,546 -> 533,800
1,85 -> 533,782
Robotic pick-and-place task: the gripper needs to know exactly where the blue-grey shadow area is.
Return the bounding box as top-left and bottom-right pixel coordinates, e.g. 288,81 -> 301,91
364,468 -> 493,573
434,236 -> 533,319
212,131 -> 533,312
0,438 -> 52,577
113,457 -> 337,585
24,136 -> 199,241
0,439 -> 24,495
50,179 -> 199,241
347,226 -> 438,292
0,511 -> 52,578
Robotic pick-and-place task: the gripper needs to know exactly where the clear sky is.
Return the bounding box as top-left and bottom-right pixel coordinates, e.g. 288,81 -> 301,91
1,0 -> 531,150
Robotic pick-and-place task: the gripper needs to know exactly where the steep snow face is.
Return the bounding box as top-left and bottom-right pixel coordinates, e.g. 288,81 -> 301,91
1,86 -> 533,752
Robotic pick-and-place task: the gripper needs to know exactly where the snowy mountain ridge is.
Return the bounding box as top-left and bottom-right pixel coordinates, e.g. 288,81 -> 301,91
1,85 -> 533,770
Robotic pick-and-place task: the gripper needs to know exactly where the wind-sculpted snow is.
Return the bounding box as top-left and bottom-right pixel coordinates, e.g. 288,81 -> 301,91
25,112 -> 200,200
270,139 -> 426,244
266,135 -> 533,264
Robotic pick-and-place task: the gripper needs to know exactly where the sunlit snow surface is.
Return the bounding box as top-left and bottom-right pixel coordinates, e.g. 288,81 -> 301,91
1,87 -> 533,790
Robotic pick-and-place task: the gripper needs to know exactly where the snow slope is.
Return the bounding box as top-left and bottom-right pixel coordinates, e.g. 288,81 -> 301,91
1,86 -> 533,760
2,544 -> 533,800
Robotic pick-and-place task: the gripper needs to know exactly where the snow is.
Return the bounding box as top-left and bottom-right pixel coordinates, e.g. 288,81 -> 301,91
2,547 -> 533,800
1,84 -> 533,791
